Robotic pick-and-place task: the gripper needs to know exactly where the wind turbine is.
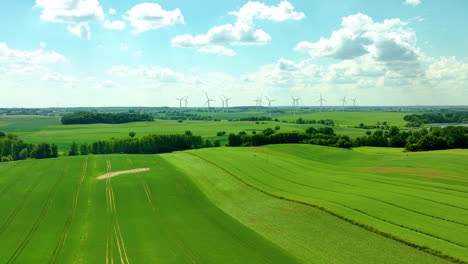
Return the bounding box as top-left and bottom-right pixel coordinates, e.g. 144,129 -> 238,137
224,97 -> 232,108
340,96 -> 347,112
291,96 -> 300,116
176,97 -> 185,111
219,96 -> 226,112
265,97 -> 276,117
351,97 -> 357,107
184,96 -> 189,108
204,93 -> 215,113
254,96 -> 263,111
317,94 -> 326,112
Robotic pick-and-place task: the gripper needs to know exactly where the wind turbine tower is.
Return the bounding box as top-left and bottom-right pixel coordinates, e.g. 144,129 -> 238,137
184,96 -> 189,108
204,93 -> 215,113
224,97 -> 232,108
340,96 -> 347,112
265,97 -> 276,117
317,94 -> 326,112
176,97 -> 185,111
351,97 -> 357,108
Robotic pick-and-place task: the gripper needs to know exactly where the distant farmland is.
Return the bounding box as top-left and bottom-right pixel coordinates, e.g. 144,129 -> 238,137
1,145 -> 466,263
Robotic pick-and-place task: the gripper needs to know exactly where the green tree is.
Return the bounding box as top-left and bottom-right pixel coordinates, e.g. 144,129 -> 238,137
129,131 -> 136,138
19,148 -> 29,160
69,142 -> 79,156
80,143 -> 90,155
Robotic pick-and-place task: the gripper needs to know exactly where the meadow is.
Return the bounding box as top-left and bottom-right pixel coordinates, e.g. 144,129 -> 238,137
1,144 -> 467,263
0,111 -> 407,150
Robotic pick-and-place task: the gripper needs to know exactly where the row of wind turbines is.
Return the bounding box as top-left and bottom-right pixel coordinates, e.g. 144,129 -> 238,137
175,94 -> 358,113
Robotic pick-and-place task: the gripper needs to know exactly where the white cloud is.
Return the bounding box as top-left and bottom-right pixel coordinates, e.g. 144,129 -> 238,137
172,1 -> 303,55
405,0 -> 421,6
35,0 -> 104,39
295,13 -> 419,63
41,72 -> 77,82
135,50 -> 143,55
0,42 -> 65,65
108,65 -> 184,82
109,8 -> 116,15
198,46 -> 237,56
229,1 -> 305,24
123,3 -> 184,34
67,23 -> 90,40
120,45 -> 128,51
39,42 -> 47,48
426,57 -> 468,80
103,20 -> 126,30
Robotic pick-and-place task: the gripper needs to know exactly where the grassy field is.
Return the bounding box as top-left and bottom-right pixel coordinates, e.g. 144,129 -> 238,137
0,111 -> 409,150
1,145 -> 466,263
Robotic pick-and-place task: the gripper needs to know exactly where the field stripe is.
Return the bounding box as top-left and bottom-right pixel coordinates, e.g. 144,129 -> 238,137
0,162 -> 35,200
0,161 -> 51,235
186,152 -> 467,264
105,159 -> 131,264
48,158 -> 88,264
175,179 -> 274,264
6,163 -> 70,264
137,174 -> 203,264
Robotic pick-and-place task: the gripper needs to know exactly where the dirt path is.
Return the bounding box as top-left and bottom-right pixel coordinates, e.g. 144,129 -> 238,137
97,168 -> 150,180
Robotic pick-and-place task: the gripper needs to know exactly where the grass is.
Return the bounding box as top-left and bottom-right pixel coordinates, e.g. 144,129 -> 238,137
0,115 -> 370,150
0,154 -> 298,264
167,145 -> 468,263
1,145 -> 466,263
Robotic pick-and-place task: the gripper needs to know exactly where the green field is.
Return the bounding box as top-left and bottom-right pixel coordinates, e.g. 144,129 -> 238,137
1,145 -> 467,263
0,112 -> 408,150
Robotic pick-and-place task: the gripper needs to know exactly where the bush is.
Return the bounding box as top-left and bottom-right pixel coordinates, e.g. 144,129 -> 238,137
216,131 -> 226,136
274,125 -> 280,130
129,131 -> 136,137
1,156 -> 13,162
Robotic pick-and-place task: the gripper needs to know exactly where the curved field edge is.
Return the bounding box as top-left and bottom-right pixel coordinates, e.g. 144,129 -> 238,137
169,146 -> 468,264
0,155 -> 300,264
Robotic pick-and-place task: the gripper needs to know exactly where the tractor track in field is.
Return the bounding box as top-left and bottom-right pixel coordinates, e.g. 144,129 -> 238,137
130,158 -> 203,264
48,159 -> 88,264
186,152 -> 467,264
175,180 -> 274,264
229,157 -> 468,228
6,163 -> 70,264
362,178 -> 468,199
0,161 -> 53,235
0,162 -> 34,200
105,159 -> 131,264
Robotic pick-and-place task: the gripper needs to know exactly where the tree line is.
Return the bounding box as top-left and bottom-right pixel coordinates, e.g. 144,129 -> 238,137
61,111 -> 154,125
0,132 -> 58,162
68,131 -> 220,156
404,113 -> 467,127
228,125 -> 468,152
228,127 -> 352,149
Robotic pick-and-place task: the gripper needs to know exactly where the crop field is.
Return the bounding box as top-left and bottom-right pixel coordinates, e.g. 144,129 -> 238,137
1,145 -> 466,263
0,112 -> 407,150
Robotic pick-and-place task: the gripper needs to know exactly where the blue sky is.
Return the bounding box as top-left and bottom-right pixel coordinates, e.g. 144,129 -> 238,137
1,0 -> 467,107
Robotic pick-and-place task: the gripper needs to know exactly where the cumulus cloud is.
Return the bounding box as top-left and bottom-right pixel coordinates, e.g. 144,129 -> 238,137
198,46 -> 237,56
39,42 -> 47,48
120,45 -> 128,51
426,57 -> 468,80
109,8 -> 116,15
123,3 -> 184,34
135,50 -> 143,55
108,65 -> 184,82
229,1 -> 305,24
35,0 -> 104,39
0,42 -> 65,65
295,13 -> 419,62
405,0 -> 421,6
103,20 -> 126,30
172,1 -> 303,56
67,23 -> 90,40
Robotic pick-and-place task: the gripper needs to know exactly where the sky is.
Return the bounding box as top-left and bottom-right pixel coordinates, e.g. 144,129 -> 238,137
0,0 -> 467,107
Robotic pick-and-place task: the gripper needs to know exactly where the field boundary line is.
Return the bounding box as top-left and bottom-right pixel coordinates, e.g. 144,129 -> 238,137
136,170 -> 203,264
186,152 -> 468,264
176,179 -> 273,264
6,163 -> 70,264
48,158 -> 88,264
